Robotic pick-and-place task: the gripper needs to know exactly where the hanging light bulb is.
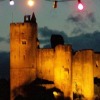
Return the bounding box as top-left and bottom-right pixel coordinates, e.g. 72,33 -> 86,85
28,0 -> 35,7
9,0 -> 14,6
78,3 -> 83,10
78,0 -> 84,11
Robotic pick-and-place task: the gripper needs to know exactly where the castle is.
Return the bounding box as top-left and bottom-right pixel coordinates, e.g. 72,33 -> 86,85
10,13 -> 100,100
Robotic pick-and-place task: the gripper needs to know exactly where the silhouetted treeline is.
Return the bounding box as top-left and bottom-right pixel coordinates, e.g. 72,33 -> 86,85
0,77 -> 100,100
14,78 -> 64,100
0,78 -> 10,100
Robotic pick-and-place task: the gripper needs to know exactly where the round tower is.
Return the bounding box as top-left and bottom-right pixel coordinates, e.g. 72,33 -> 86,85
10,13 -> 38,100
72,50 -> 94,100
54,44 -> 72,99
82,50 -> 94,100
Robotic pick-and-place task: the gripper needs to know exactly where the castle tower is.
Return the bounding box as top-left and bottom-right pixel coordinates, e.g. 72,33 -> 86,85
72,51 -> 83,97
54,44 -> 72,99
72,50 -> 94,100
10,13 -> 38,100
82,50 -> 94,100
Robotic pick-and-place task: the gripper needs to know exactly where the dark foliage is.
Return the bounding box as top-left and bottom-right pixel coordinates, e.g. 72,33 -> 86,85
94,77 -> 100,86
33,78 -> 54,84
0,78 -> 10,100
13,79 -> 65,100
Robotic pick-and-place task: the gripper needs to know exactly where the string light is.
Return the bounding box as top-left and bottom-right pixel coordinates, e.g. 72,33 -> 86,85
78,3 -> 83,10
9,0 -> 14,6
78,0 -> 84,11
28,0 -> 35,7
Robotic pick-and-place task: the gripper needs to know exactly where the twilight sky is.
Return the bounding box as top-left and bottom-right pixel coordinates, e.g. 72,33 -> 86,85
0,0 -> 100,78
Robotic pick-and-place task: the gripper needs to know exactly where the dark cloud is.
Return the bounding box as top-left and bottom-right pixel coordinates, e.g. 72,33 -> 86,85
39,27 -> 51,38
66,12 -> 97,34
0,52 -> 10,79
67,14 -> 82,23
67,12 -> 96,23
68,31 -> 100,52
39,26 -> 67,38
71,28 -> 83,35
39,27 -> 100,52
38,27 -> 68,48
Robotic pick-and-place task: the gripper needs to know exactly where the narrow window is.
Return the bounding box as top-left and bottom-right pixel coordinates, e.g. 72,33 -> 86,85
22,41 -> 26,45
23,55 -> 25,60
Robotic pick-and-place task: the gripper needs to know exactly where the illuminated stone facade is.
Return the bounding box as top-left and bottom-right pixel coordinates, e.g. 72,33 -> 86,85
10,13 -> 100,100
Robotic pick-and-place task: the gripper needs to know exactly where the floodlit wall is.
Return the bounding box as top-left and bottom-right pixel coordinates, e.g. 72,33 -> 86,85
73,50 -> 94,100
54,44 -> 72,99
10,23 -> 37,100
72,51 -> 83,95
37,49 -> 54,81
82,50 -> 94,100
9,13 -> 100,100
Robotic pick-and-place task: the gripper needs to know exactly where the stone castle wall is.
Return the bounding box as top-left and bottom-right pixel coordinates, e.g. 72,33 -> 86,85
54,44 -> 72,98
82,50 -> 94,99
37,48 -> 54,81
72,50 -> 94,99
10,14 -> 100,100
36,44 -> 72,98
72,51 -> 83,95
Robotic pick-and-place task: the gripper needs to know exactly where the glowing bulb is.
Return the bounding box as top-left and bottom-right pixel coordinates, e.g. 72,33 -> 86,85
9,0 -> 14,6
28,0 -> 34,7
78,3 -> 83,10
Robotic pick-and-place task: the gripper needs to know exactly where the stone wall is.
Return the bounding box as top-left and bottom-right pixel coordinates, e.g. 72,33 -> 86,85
72,51 -> 83,95
73,50 -> 94,100
54,44 -> 72,99
82,50 -> 94,100
37,48 -> 54,81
